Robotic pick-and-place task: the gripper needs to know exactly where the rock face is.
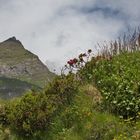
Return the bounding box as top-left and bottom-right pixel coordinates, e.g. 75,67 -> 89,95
0,37 -> 55,87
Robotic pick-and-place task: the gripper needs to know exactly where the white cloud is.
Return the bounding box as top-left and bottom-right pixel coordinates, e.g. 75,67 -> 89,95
0,0 -> 139,73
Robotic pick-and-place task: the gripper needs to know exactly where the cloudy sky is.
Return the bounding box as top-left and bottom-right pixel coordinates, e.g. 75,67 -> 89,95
0,0 -> 140,73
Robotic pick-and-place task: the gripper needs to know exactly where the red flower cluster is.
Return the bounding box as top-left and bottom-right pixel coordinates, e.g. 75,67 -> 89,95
67,58 -> 78,66
66,49 -> 93,70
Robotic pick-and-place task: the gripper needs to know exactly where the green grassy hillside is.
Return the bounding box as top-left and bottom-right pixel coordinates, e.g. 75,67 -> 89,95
78,51 -> 140,118
0,33 -> 140,139
0,50 -> 139,140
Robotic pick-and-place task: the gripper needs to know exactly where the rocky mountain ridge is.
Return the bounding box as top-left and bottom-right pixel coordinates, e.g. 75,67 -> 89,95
0,37 -> 55,98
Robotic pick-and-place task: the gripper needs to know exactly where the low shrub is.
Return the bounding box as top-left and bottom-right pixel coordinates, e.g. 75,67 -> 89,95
6,91 -> 59,137
0,73 -> 79,138
45,74 -> 79,105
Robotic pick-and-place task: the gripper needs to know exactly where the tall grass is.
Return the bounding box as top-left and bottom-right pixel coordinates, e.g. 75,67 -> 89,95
95,29 -> 140,59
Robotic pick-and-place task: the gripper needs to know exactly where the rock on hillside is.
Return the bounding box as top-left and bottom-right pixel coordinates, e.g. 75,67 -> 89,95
0,37 -> 55,87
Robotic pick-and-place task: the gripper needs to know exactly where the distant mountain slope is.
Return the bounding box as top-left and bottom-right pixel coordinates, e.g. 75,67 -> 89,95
0,37 -> 55,87
0,77 -> 41,99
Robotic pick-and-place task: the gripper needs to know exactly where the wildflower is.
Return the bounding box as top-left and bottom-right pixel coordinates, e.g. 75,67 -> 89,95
79,57 -> 84,62
82,53 -> 87,57
73,58 -> 78,63
79,53 -> 83,58
67,59 -> 74,66
88,49 -> 92,54
67,58 -> 78,67
64,65 -> 67,68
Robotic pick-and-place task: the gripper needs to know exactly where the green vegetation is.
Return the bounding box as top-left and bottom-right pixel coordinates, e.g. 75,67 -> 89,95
79,51 -> 140,119
0,32 -> 140,139
0,74 -> 78,139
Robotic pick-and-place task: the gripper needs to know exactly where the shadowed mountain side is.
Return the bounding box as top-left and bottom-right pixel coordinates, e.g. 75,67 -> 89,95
0,77 -> 41,99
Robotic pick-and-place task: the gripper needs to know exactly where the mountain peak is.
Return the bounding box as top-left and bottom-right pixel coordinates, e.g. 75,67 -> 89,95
4,36 -> 21,44
8,36 -> 17,41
